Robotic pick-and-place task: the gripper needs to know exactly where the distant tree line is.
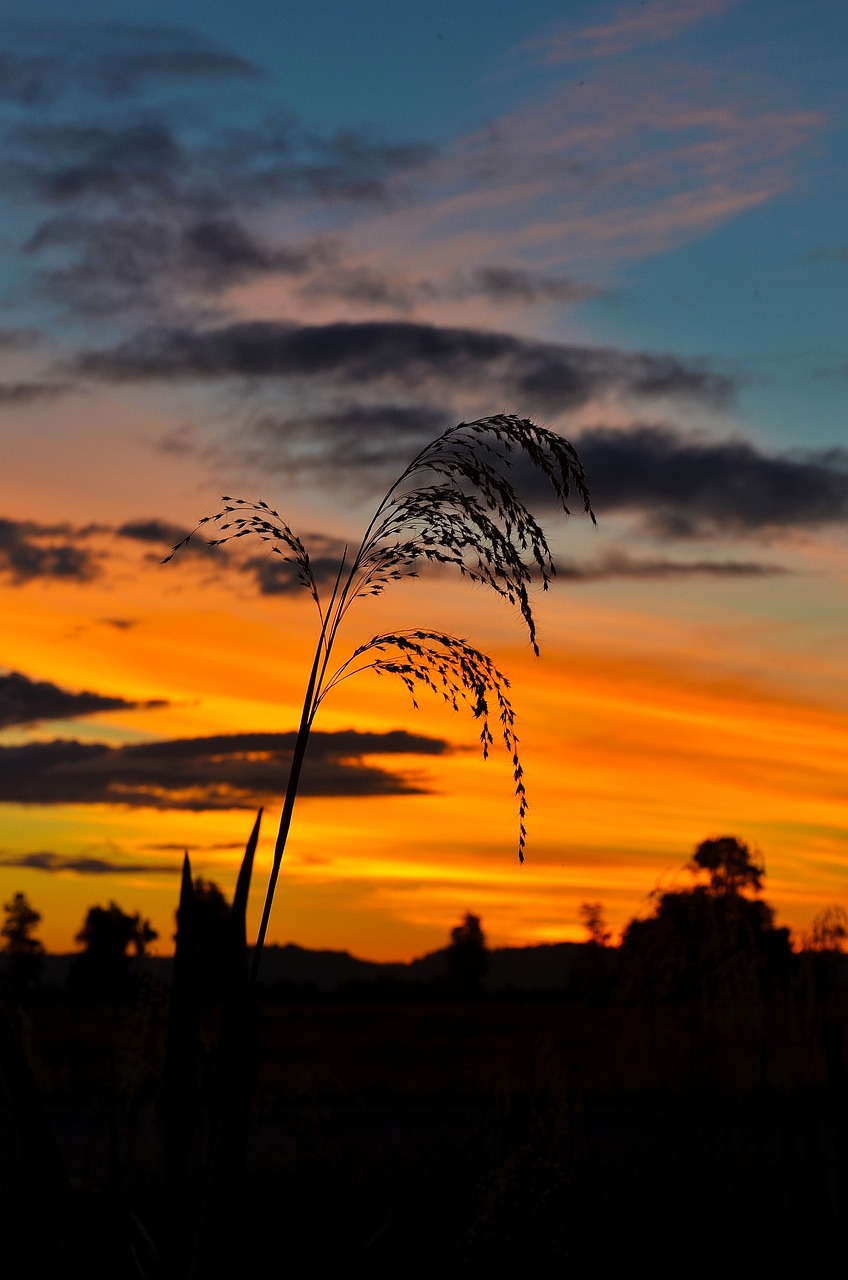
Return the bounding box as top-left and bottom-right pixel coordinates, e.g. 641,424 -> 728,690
1,835 -> 846,1010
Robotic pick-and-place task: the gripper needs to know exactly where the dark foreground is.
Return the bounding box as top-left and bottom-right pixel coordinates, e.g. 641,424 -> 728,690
2,993 -> 846,1277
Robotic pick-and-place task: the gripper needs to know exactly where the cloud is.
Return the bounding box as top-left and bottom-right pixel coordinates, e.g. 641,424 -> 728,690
527,0 -> 740,64
24,212 -> 333,316
10,90 -> 431,316
248,402 -> 451,474
0,517 -> 99,583
0,380 -> 72,404
76,319 -> 733,415
146,840 -> 245,852
0,23 -> 260,105
571,425 -> 848,535
0,850 -> 177,876
13,121 -> 184,204
117,517 -> 220,560
0,670 -> 166,729
556,551 -> 787,581
1,18 -> 821,332
456,267 -> 602,305
301,263 -> 602,311
0,729 -> 450,809
0,325 -> 44,348
245,531 -> 347,595
13,114 -> 432,213
178,219 -> 329,288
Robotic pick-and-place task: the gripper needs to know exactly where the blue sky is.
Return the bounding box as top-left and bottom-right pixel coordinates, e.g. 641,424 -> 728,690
2,0 -> 846,447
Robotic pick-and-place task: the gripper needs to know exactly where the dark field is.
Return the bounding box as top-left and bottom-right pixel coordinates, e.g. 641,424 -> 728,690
2,990 -> 846,1276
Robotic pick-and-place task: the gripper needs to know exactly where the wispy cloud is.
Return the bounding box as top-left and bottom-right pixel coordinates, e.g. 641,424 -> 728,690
525,0 -> 741,64
0,23 -> 260,105
0,380 -> 72,404
0,850 -> 178,876
557,550 -> 787,581
0,325 -> 45,348
0,15 -> 821,336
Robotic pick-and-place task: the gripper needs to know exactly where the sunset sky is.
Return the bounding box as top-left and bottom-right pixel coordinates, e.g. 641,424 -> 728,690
1,0 -> 847,960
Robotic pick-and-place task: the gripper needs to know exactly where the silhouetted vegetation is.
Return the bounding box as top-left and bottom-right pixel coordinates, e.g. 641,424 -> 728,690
67,900 -> 158,1005
1,831 -> 846,1275
165,413 -> 595,994
445,912 -> 489,998
578,900 -> 611,946
1,890 -> 44,997
620,835 -> 792,1009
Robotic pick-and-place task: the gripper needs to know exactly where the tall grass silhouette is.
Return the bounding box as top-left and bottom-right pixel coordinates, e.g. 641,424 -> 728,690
166,413 -> 593,1273
167,413 -> 594,980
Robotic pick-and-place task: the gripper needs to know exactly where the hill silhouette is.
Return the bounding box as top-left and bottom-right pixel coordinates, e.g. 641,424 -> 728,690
35,938 -> 586,995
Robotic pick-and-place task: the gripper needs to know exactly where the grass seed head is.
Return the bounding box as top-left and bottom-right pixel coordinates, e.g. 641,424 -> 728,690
165,415 -> 593,861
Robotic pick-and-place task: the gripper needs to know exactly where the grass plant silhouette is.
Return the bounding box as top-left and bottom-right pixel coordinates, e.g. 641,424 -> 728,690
168,414 -> 593,981
167,413 -> 593,1274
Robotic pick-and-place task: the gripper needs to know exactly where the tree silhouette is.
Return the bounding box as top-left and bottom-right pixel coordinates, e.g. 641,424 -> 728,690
803,906 -> 848,952
1,891 -> 44,994
689,835 -> 764,895
68,900 -> 158,1003
579,901 -> 611,946
446,912 -> 489,997
621,838 -> 792,1012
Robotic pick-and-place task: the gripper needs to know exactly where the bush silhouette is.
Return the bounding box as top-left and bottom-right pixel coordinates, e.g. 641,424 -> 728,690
1,891 -> 44,996
68,900 -> 158,1004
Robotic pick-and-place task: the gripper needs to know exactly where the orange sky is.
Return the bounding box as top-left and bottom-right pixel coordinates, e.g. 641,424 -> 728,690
3,522 -> 846,960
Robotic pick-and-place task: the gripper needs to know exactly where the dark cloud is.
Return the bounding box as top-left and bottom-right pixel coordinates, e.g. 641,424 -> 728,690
179,219 -> 329,288
117,517 -> 220,560
0,850 -> 177,876
15,121 -> 184,203
0,380 -> 72,404
0,517 -> 98,583
245,531 -> 347,595
76,319 -> 733,414
247,401 -> 451,476
0,24 -> 259,105
457,267 -> 601,305
556,552 -> 787,581
118,518 -> 190,544
147,840 -> 245,852
572,425 -> 848,535
303,266 -> 417,310
0,729 -> 449,809
1,27 -> 434,319
15,115 -> 431,214
24,212 -> 332,315
0,670 -> 165,729
14,112 -> 427,314
301,263 -> 601,312
0,325 -> 44,348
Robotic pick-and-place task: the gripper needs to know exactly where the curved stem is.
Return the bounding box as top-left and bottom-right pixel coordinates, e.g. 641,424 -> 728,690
249,550 -> 348,985
248,697 -> 313,985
